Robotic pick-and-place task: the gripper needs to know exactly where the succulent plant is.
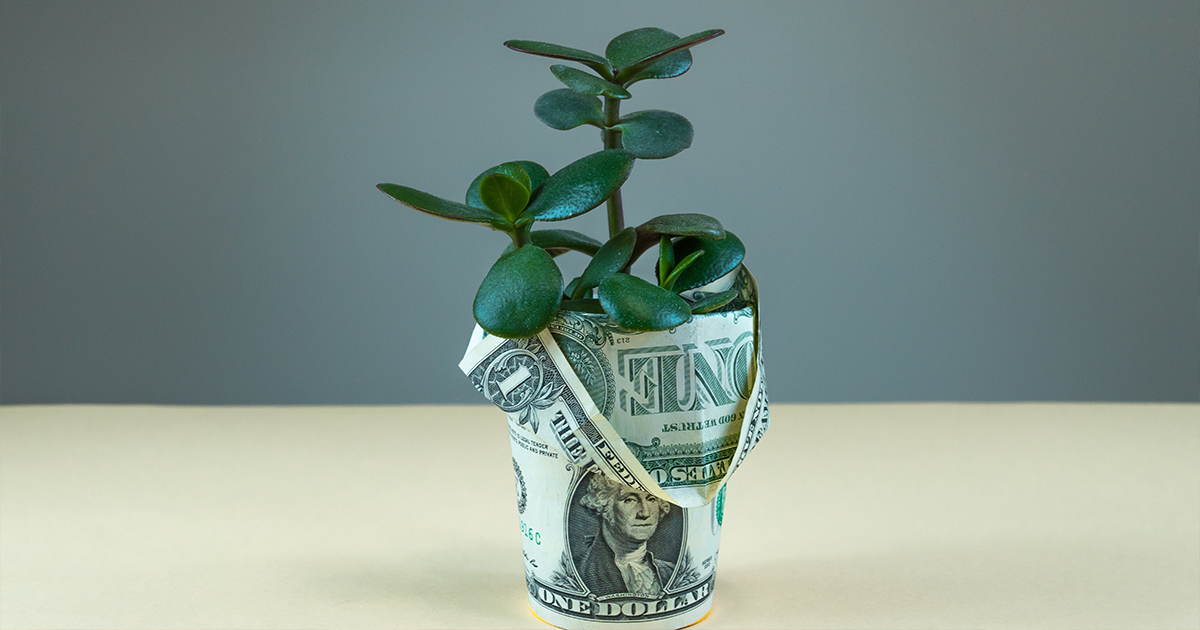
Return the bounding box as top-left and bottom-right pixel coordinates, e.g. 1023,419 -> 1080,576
378,27 -> 745,338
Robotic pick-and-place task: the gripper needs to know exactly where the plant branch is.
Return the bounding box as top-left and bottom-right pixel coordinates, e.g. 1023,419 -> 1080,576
510,226 -> 529,248
603,96 -> 625,238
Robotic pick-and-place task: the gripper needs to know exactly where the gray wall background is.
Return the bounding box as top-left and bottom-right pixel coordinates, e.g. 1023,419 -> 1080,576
2,1 -> 1197,404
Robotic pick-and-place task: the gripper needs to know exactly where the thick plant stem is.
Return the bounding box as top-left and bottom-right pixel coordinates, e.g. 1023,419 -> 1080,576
509,226 -> 529,249
603,95 -> 624,239
606,189 -> 624,239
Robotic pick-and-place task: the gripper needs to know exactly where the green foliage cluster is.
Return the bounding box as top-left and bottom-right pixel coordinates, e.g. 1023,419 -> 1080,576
378,27 -> 745,338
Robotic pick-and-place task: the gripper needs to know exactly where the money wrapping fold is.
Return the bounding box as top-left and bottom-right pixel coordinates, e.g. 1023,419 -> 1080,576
459,266 -> 769,629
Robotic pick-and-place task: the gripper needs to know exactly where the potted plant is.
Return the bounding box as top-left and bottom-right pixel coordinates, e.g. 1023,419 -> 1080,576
378,27 -> 769,630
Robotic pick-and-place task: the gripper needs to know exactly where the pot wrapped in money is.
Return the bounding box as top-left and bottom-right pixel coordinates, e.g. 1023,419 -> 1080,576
460,266 -> 769,630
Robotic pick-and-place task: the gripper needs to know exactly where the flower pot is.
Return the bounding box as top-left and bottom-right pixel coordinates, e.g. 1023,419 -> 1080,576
461,266 -> 768,629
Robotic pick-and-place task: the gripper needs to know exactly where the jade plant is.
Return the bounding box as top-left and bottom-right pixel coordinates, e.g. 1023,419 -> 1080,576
378,27 -> 745,338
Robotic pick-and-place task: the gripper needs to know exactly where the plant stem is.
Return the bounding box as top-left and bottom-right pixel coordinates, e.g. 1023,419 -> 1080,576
510,226 -> 529,249
602,95 -> 624,239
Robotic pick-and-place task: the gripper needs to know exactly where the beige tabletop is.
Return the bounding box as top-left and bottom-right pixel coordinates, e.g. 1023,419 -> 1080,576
1,403 -> 1197,629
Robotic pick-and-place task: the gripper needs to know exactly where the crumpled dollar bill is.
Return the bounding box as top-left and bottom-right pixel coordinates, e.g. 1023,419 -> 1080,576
457,266 -> 769,629
460,265 -> 769,509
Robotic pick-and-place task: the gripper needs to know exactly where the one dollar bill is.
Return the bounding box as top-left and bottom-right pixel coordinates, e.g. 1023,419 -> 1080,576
458,266 -> 769,628
460,265 -> 769,508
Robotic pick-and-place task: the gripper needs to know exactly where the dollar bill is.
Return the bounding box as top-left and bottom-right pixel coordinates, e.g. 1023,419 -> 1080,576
460,265 -> 769,508
503,423 -> 725,628
458,265 -> 769,628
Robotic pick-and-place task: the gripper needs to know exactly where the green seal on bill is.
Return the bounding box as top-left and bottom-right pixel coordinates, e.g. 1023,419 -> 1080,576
715,484 -> 726,527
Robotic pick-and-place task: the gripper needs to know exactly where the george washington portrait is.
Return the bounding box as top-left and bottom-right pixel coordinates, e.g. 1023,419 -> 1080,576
568,470 -> 682,598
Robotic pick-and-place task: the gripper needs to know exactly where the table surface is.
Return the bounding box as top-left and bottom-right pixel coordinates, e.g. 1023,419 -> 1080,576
1,403 -> 1197,629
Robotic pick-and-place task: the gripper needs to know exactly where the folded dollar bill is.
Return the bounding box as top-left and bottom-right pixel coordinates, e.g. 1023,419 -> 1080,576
461,265 -> 769,508
460,266 -> 768,628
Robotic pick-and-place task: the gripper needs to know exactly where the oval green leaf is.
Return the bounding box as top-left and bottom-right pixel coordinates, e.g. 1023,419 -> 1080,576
533,229 -> 603,256
613,29 -> 725,84
478,172 -> 530,221
669,231 -> 746,292
523,162 -> 550,192
535,88 -> 604,130
503,229 -> 604,258
473,245 -> 563,338
466,161 -> 548,209
606,27 -> 681,71
630,213 -> 726,266
504,40 -> 614,78
573,227 -> 636,298
637,213 -> 725,239
598,273 -> 692,332
689,288 -> 738,314
522,149 -> 635,222
614,110 -> 694,159
551,65 -> 631,99
378,183 -> 506,228
534,89 -> 604,131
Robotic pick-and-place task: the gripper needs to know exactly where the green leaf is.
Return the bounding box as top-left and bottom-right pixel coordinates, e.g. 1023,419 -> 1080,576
522,149 -> 635,222
637,213 -> 725,239
669,230 -> 746,292
564,277 -> 583,299
473,245 -> 563,338
503,229 -> 603,258
631,213 -> 726,265
504,39 -> 614,78
573,227 -> 636,298
523,163 -> 550,192
658,236 -> 674,283
531,229 -> 603,256
378,183 -> 507,229
690,288 -> 738,314
559,298 -> 605,314
598,273 -> 692,332
466,161 -> 548,209
661,249 -> 704,291
614,110 -> 694,159
534,89 -> 604,130
613,29 -> 725,84
499,162 -> 532,191
550,65 -> 631,99
606,28 -> 681,71
478,172 -> 530,221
